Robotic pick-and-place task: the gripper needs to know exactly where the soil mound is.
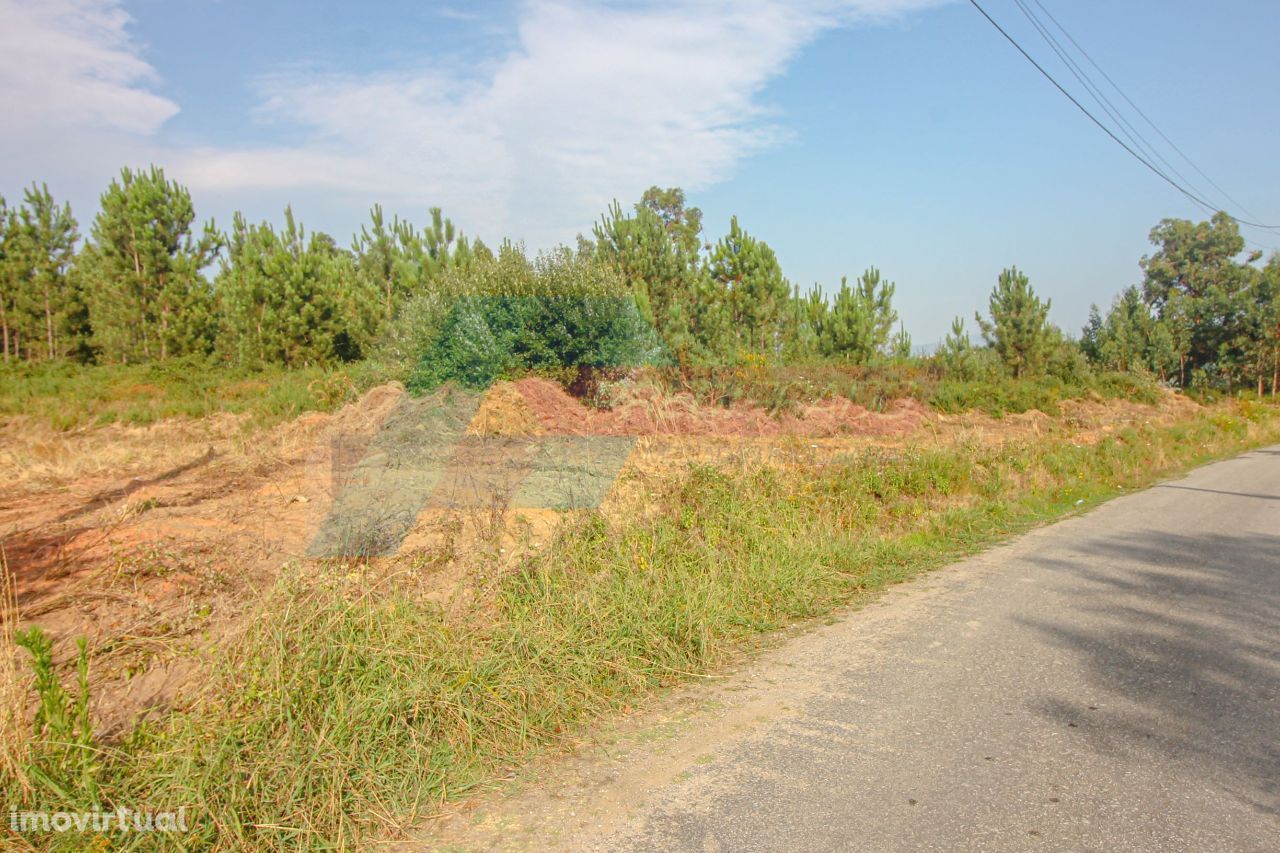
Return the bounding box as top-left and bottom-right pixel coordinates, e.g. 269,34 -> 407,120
511,377 -> 929,437
467,382 -> 545,436
329,382 -> 407,435
512,378 -> 597,433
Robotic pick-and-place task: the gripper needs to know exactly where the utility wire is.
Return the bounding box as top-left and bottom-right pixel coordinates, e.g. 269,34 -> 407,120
1027,0 -> 1270,227
1011,0 -> 1219,218
966,0 -> 1280,234
1009,0 -> 1280,254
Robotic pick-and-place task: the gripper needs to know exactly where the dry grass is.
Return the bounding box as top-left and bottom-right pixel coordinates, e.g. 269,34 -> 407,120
0,413 -> 248,495
1,548 -> 31,797
3,401 -> 1274,850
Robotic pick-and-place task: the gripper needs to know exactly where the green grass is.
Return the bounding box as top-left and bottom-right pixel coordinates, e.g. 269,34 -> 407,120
928,371 -> 1162,416
654,361 -> 1161,416
0,358 -> 399,431
2,356 -> 1160,433
6,398 -> 1278,849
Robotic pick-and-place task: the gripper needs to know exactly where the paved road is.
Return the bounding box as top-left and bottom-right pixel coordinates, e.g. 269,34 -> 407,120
421,446 -> 1280,851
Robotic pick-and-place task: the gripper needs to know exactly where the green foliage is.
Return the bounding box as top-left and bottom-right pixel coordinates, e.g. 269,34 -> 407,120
0,186 -> 84,362
708,215 -> 791,357
0,195 -> 9,358
353,204 -> 473,329
1140,212 -> 1260,389
13,628 -> 99,808
814,268 -> 899,361
79,166 -> 222,363
975,266 -> 1055,378
780,283 -> 826,360
0,357 -> 394,430
930,363 -> 1159,416
407,248 -> 667,390
1252,255 -> 1280,397
5,165 -> 1278,402
217,208 -> 374,367
594,187 -> 725,365
889,322 -> 912,360
938,316 -> 979,378
1081,286 -> 1175,379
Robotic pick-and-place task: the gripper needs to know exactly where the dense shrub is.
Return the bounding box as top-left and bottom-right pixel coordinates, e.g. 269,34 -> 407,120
404,247 -> 667,391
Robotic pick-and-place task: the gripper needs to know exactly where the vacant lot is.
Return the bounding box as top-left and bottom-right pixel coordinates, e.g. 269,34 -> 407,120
3,367 -> 1276,848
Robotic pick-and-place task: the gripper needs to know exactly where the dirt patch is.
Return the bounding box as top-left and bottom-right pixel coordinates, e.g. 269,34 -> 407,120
0,378 -> 1204,740
1,383 -> 410,735
467,382 -> 545,437
512,377 -> 929,438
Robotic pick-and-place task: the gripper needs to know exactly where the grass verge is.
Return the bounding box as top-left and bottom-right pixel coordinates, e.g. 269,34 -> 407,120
4,401 -> 1279,849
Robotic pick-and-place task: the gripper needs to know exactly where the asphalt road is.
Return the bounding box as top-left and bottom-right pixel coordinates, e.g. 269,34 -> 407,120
420,446 -> 1280,851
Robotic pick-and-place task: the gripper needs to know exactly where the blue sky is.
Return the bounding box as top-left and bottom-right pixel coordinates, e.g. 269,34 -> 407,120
1,0 -> 1277,344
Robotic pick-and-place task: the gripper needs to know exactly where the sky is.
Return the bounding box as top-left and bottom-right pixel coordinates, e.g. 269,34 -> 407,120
2,0 -> 1278,345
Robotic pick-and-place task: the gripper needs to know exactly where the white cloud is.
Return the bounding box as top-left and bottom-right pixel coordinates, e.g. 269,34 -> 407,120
0,0 -> 943,243
0,0 -> 178,201
0,0 -> 176,135
175,0 -> 943,243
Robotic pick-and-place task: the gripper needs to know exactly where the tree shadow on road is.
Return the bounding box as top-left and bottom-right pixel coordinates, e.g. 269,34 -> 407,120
1017,530 -> 1279,818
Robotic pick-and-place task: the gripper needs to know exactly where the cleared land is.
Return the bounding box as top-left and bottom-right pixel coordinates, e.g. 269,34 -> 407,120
2,371 -> 1277,847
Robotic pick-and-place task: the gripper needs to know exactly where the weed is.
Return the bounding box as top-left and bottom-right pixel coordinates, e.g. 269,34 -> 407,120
1,550 -> 30,798
12,629 -> 100,809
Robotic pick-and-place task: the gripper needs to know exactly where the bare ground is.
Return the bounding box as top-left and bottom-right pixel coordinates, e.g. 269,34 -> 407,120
0,379 -> 1199,737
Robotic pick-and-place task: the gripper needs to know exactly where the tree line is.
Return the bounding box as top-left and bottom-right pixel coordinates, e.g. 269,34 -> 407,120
0,167 -> 481,369
1081,213 -> 1280,394
2,167 -> 1278,394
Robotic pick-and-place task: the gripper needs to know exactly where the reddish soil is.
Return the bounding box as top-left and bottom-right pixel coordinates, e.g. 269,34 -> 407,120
510,378 -> 928,438
1,383 -> 408,735
3,376 -> 1200,738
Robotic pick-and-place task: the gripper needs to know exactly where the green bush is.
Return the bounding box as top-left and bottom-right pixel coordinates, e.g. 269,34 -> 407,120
405,248 -> 667,391
930,375 -> 1072,416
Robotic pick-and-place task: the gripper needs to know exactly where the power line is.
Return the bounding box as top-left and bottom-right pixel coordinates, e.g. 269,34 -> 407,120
965,0 -> 1280,235
1027,0 -> 1270,227
1010,0 -> 1279,254
1011,0 -> 1220,217
1007,0 -> 1249,246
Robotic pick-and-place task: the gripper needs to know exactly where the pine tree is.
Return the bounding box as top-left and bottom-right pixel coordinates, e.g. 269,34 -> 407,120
975,266 -> 1053,378
890,321 -> 913,360
1083,286 -> 1174,378
0,196 -> 14,362
353,205 -> 470,328
708,215 -> 789,357
353,204 -> 402,325
1248,255 -> 1279,397
80,166 -> 221,362
12,184 -> 81,359
939,316 -> 975,377
218,208 -> 367,367
594,190 -> 709,364
781,283 -> 827,360
820,268 -> 898,362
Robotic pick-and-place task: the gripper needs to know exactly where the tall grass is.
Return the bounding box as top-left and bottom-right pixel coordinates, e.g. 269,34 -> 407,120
1,550 -> 30,800
5,403 -> 1277,849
